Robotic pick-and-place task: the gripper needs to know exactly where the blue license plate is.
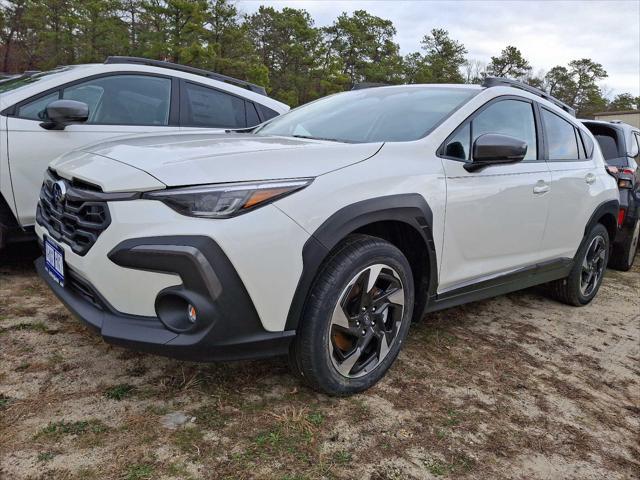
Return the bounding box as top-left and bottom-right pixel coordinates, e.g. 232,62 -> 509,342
44,237 -> 65,286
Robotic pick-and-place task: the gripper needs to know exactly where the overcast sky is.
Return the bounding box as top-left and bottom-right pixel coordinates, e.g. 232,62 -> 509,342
238,0 -> 640,97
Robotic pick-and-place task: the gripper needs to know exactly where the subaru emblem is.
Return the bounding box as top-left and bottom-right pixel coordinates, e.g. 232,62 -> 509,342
52,180 -> 67,205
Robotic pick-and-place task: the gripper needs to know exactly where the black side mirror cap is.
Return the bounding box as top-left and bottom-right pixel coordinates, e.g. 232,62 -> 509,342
465,133 -> 528,172
40,100 -> 89,130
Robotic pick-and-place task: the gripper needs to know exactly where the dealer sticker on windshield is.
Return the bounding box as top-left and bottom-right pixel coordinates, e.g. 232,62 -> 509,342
44,237 -> 65,287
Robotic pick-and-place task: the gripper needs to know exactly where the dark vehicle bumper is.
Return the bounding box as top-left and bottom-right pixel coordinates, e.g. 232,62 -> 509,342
35,235 -> 295,362
614,188 -> 639,247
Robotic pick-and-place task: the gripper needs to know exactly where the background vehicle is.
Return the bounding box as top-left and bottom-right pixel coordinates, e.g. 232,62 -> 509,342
582,120 -> 640,270
0,57 -> 289,249
35,79 -> 618,395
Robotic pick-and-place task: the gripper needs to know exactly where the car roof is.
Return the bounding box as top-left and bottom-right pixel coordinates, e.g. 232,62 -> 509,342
0,63 -> 289,113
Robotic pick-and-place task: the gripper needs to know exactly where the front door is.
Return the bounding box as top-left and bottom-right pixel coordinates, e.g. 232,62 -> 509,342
438,98 -> 551,292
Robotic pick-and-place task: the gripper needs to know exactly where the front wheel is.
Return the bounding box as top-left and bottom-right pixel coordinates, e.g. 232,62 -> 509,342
290,235 -> 414,396
547,223 -> 610,306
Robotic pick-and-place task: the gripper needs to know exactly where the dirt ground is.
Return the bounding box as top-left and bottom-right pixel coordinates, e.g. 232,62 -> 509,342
0,242 -> 638,480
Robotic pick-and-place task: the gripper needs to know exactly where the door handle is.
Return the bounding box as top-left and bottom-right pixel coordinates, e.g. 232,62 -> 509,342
585,173 -> 596,185
533,181 -> 550,195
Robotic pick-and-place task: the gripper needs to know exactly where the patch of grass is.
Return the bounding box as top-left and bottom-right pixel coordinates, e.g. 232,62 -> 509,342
443,409 -> 460,427
37,451 -> 55,462
191,403 -> 226,428
333,450 -> 352,464
421,453 -> 474,476
125,464 -> 154,480
0,321 -> 48,334
307,411 -> 324,426
37,419 -> 108,440
166,462 -> 193,478
15,362 -> 30,372
0,394 -> 10,409
105,383 -> 135,401
172,427 -> 204,454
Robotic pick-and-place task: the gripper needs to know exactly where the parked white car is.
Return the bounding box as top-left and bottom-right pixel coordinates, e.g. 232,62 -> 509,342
36,78 -> 619,395
0,57 -> 289,248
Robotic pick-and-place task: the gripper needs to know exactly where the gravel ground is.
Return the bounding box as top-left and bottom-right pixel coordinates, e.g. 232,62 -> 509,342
0,242 -> 638,480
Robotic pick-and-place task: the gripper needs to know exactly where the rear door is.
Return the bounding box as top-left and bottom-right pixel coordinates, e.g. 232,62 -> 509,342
6,73 -> 178,226
438,97 -> 551,292
540,109 -> 599,259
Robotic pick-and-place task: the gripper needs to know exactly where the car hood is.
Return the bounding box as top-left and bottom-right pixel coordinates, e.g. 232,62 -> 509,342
63,132 -> 383,187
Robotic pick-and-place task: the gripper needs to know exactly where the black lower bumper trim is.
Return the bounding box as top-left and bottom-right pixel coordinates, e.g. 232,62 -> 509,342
36,257 -> 295,362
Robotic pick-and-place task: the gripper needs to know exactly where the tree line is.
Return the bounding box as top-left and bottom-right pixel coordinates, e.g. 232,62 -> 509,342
1,0 -> 638,116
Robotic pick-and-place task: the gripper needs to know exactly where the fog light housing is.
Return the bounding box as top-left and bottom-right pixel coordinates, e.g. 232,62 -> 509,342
156,293 -> 200,333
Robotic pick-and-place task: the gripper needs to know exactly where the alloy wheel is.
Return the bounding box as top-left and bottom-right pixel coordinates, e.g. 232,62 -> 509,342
329,264 -> 405,378
580,235 -> 607,297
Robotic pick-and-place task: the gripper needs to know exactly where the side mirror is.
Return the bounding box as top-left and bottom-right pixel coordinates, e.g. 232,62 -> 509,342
40,100 -> 89,130
465,133 -> 527,172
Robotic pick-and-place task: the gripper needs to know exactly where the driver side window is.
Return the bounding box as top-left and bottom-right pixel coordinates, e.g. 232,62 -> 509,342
443,99 -> 538,161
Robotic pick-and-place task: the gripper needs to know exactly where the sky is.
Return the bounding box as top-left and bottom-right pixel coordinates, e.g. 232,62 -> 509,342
237,0 -> 640,97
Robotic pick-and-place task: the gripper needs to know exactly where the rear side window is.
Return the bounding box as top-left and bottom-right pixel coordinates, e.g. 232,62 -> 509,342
246,101 -> 261,127
594,132 -> 619,160
541,109 -> 578,160
181,82 -> 246,128
579,129 -> 595,158
256,103 -> 280,122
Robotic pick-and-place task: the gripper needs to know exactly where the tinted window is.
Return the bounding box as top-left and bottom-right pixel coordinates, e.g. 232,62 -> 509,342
256,87 -> 478,143
542,109 -> 578,160
59,75 -> 171,125
576,129 -> 587,159
444,123 -> 470,160
257,104 -> 280,121
246,101 -> 260,126
594,132 -> 619,160
472,100 -> 537,160
182,82 -> 246,128
579,129 -> 595,158
17,92 -> 60,120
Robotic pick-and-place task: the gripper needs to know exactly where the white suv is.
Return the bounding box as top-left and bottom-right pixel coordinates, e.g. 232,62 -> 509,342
0,57 -> 289,248
35,79 -> 619,395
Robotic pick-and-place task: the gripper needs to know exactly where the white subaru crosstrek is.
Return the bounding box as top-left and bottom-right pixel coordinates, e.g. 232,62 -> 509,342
36,78 -> 619,395
0,56 -> 288,248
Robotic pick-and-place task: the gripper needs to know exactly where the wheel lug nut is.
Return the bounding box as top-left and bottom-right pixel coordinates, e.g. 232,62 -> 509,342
362,330 -> 366,335
362,307 -> 366,311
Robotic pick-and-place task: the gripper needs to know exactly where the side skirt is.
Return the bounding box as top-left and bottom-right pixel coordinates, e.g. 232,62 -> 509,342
426,258 -> 573,312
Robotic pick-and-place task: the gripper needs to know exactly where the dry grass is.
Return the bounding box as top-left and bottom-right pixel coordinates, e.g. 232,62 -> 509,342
0,242 -> 638,479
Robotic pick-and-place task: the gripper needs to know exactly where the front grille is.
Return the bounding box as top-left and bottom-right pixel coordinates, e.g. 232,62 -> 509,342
36,171 -> 111,256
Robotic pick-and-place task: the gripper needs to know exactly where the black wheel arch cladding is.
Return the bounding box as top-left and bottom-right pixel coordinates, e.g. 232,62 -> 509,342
285,194 -> 437,331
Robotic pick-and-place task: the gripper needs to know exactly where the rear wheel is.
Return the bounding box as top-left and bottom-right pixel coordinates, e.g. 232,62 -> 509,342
547,223 -> 609,306
609,218 -> 639,271
290,235 -> 414,395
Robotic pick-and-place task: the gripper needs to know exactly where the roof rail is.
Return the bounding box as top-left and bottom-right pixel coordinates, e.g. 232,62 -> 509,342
483,77 -> 576,117
104,56 -> 267,96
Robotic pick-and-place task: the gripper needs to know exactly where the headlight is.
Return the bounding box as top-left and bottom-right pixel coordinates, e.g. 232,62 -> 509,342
142,178 -> 313,218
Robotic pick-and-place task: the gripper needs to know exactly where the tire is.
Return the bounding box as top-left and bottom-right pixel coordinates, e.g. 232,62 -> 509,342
290,234 -> 415,396
547,223 -> 610,306
609,218 -> 639,271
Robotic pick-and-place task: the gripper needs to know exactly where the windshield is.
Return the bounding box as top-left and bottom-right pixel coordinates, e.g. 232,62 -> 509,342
255,86 -> 479,143
0,67 -> 72,94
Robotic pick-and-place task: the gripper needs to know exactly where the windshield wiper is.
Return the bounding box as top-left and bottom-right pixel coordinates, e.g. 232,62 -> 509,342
291,134 -> 343,143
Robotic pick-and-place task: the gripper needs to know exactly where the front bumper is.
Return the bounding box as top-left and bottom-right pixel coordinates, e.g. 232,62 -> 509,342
35,235 -> 295,361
